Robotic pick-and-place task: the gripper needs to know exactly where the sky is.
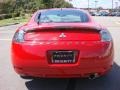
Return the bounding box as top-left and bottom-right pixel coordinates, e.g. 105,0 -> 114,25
66,0 -> 120,9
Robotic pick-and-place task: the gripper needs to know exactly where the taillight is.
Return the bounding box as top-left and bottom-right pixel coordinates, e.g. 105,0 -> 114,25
100,30 -> 112,41
13,30 -> 25,42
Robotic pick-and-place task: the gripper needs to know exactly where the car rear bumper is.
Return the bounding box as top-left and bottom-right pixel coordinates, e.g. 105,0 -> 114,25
14,63 -> 113,78
11,41 -> 114,78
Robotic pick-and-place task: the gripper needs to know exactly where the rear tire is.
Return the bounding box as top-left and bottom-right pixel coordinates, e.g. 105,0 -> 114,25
20,75 -> 34,79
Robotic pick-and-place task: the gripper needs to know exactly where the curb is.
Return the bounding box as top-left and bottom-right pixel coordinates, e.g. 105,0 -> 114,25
0,23 -> 19,27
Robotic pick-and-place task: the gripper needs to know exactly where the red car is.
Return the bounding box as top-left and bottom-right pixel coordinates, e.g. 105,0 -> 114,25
11,8 -> 114,79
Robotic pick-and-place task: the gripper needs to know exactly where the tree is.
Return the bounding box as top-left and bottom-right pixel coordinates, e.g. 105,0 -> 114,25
0,0 -> 73,15
42,0 -> 73,8
0,0 -> 15,14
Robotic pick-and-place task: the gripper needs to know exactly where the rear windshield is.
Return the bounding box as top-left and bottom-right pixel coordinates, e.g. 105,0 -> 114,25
36,9 -> 89,23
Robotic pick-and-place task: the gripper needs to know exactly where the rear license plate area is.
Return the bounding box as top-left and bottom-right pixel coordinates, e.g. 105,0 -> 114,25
48,50 -> 78,64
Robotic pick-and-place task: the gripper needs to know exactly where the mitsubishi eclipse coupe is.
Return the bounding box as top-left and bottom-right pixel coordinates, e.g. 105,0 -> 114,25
11,8 -> 114,79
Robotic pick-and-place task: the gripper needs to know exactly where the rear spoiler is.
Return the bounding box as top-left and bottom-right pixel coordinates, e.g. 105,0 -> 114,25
24,26 -> 101,32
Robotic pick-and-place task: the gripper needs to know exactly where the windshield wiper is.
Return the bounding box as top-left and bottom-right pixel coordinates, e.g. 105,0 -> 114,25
37,13 -> 41,25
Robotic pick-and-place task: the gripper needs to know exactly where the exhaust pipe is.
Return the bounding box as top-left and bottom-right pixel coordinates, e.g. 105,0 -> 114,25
88,73 -> 99,80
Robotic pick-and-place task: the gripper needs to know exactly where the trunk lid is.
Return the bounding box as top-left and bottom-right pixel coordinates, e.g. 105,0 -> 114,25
24,23 -> 101,41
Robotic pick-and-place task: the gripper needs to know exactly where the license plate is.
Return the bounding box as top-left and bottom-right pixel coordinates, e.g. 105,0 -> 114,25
51,51 -> 75,64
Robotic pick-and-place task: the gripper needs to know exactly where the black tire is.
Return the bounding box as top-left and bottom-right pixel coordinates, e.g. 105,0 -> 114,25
20,75 -> 34,79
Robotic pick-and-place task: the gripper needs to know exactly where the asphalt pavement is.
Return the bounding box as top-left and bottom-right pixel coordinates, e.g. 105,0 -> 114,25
0,16 -> 120,90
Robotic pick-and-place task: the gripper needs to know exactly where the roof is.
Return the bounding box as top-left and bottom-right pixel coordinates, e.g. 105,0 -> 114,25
37,8 -> 89,14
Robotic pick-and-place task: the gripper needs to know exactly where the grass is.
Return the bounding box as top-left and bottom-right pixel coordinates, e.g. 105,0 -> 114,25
0,16 -> 30,26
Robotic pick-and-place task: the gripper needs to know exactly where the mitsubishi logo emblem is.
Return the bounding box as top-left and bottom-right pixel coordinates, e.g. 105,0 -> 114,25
59,33 -> 66,38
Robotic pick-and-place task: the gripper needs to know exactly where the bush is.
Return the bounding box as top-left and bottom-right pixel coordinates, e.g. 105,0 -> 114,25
0,14 -> 12,20
0,13 -> 20,20
12,13 -> 20,18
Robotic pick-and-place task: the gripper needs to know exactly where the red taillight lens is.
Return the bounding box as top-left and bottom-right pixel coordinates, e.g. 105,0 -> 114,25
13,30 -> 25,42
100,30 -> 112,41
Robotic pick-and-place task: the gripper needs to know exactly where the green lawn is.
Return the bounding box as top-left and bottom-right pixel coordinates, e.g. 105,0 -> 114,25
0,16 -> 30,26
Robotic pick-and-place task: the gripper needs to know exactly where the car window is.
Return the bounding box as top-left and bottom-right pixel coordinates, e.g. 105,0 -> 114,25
37,10 -> 89,23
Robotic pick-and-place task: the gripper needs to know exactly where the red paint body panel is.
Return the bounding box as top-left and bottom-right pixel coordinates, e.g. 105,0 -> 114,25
25,31 -> 100,41
12,41 -> 113,78
11,8 -> 114,78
